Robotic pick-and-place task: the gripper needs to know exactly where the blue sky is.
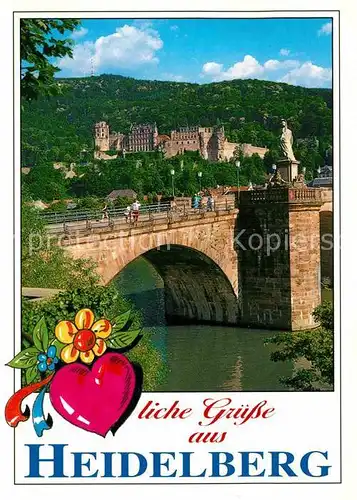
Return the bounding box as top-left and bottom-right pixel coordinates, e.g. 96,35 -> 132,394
58,18 -> 333,88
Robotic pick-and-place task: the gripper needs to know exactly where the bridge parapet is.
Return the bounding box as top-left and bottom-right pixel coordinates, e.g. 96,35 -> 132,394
49,206 -> 238,238
240,187 -> 324,206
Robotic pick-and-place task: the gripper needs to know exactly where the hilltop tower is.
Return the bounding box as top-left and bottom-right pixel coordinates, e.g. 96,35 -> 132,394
94,121 -> 110,151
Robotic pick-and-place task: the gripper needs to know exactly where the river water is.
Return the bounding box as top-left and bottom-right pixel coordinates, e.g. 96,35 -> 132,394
115,257 -> 331,392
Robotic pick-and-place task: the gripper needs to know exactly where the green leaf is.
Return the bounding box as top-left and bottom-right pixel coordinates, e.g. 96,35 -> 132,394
111,310 -> 131,332
33,316 -> 48,351
50,338 -> 65,355
7,347 -> 39,369
107,329 -> 141,349
25,364 -> 38,384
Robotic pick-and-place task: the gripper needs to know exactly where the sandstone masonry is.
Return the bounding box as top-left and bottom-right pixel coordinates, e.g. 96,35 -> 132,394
238,188 -> 323,331
94,121 -> 268,162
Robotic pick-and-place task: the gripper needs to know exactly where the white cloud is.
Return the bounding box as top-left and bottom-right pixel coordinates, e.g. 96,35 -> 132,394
71,27 -> 88,39
264,59 -> 280,71
224,55 -> 264,79
279,48 -> 290,56
201,55 -> 330,88
318,22 -> 332,36
264,59 -> 300,71
58,41 -> 93,75
202,55 -> 264,81
170,25 -> 179,31
280,62 -> 332,87
202,61 -> 223,76
59,24 -> 163,76
202,56 -> 300,82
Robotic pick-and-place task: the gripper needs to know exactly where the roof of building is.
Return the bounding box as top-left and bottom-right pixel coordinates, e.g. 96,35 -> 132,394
107,189 -> 138,199
26,200 -> 50,210
130,123 -> 156,132
318,165 -> 333,176
157,134 -> 171,143
308,177 -> 333,187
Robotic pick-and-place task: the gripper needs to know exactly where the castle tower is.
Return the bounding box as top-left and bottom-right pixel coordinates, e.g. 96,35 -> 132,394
94,121 -> 110,152
198,127 -> 213,160
153,123 -> 159,148
215,125 -> 226,162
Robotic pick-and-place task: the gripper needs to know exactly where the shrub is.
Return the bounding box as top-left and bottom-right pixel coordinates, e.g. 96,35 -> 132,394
22,285 -> 165,391
265,300 -> 333,391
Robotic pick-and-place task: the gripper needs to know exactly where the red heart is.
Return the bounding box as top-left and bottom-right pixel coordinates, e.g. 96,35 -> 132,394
49,352 -> 136,437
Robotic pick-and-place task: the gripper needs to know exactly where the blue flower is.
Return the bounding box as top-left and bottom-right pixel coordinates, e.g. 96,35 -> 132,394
37,345 -> 59,373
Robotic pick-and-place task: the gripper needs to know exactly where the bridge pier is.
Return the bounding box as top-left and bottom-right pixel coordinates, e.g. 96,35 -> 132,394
238,188 -> 323,331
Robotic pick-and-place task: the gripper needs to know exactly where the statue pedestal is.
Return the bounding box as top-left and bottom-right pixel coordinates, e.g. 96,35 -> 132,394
277,159 -> 300,183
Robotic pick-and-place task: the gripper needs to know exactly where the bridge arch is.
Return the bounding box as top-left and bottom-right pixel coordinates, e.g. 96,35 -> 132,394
63,212 -> 239,324
115,245 -> 238,325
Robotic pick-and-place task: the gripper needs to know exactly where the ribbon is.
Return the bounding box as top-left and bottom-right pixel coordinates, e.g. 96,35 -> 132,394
5,373 -> 54,428
32,385 -> 53,437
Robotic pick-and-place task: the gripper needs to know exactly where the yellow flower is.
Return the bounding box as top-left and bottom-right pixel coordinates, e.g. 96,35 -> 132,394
55,309 -> 112,364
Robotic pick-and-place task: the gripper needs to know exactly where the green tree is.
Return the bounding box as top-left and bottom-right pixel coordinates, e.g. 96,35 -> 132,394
21,75 -> 332,169
265,301 -> 333,391
23,164 -> 68,201
263,149 -> 279,171
21,285 -> 165,391
21,19 -> 80,101
21,200 -> 98,289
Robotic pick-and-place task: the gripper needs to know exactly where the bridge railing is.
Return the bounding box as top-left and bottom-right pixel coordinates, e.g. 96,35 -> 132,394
288,188 -> 323,202
44,198 -> 236,235
240,188 -> 324,205
42,199 -> 236,224
40,202 -> 171,225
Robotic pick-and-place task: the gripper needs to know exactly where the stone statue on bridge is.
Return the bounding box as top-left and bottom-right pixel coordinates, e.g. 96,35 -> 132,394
280,119 -> 296,162
268,168 -> 288,188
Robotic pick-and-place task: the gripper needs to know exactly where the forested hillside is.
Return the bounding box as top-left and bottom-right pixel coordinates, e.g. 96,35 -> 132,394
21,74 -> 332,169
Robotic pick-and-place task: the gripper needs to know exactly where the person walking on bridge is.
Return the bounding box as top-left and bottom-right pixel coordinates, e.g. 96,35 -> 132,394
131,199 -> 141,223
207,194 -> 214,212
102,203 -> 108,220
192,194 -> 199,209
124,205 -> 131,223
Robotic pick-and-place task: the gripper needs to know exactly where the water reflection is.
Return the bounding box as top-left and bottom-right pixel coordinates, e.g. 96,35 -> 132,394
115,256 -> 293,391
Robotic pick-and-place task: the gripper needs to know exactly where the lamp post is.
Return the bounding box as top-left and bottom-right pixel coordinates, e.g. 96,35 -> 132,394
170,168 -> 175,197
80,149 -> 87,164
235,160 -> 241,202
198,171 -> 202,192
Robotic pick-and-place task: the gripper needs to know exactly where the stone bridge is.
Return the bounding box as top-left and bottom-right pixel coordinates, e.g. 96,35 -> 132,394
60,209 -> 240,326
58,188 -> 333,331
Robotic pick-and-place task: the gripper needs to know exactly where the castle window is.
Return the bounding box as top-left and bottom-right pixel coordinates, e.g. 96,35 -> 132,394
187,141 -> 190,144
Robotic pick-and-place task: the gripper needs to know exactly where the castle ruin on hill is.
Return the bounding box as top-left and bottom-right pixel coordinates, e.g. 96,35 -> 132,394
94,121 -> 268,162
